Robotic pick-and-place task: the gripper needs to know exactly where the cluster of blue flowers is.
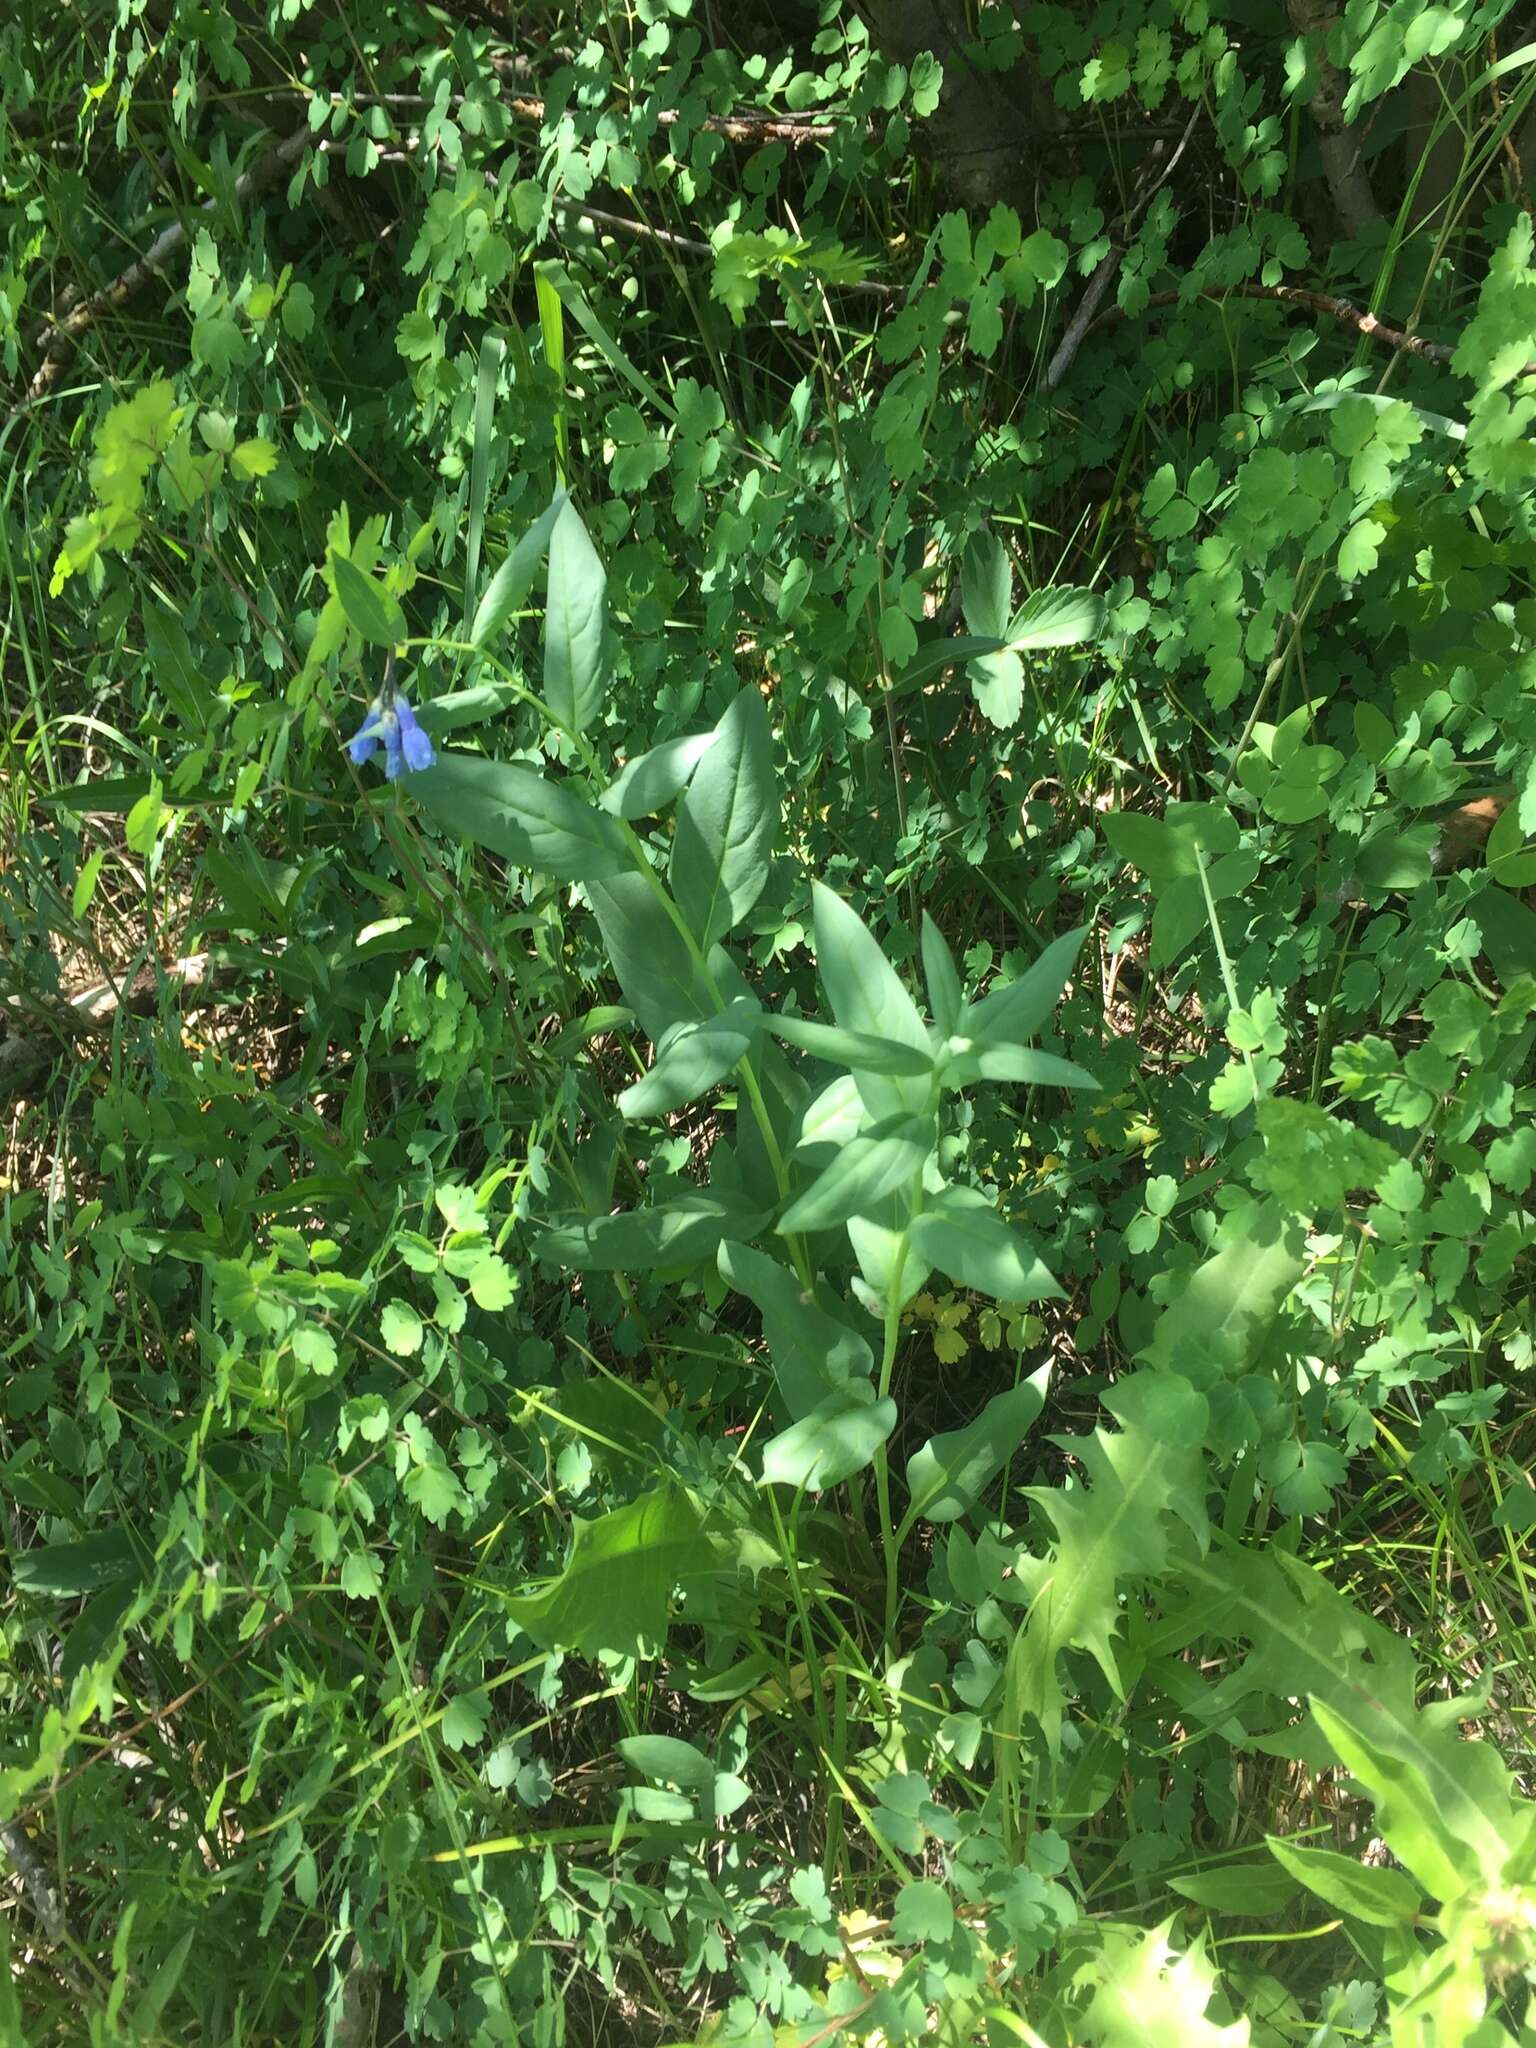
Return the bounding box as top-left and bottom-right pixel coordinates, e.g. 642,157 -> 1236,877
347,687 -> 434,780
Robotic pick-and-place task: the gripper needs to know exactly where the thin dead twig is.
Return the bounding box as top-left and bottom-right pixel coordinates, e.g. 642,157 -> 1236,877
1084,279 -> 1530,372
24,127 -> 312,400
1042,104 -> 1202,392
0,951 -> 236,1097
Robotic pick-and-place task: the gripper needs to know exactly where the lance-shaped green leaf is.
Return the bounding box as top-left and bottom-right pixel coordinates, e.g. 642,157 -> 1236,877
13,1527 -> 143,1596
410,752 -> 628,882
888,634 -> 1008,700
670,689 -> 776,946
718,1239 -> 873,1418
534,1193 -> 768,1273
908,1184 -> 1062,1303
413,681 -> 517,738
921,913 -> 964,1036
600,731 -> 720,818
760,1387 -> 897,1492
778,1114 -> 933,1235
903,1367 -> 1050,1528
960,926 -> 1087,1047
941,1044 -> 1099,1090
812,882 -> 931,1120
618,1001 -> 762,1119
471,491 -> 566,649
766,1012 -> 935,1078
1264,1839 -> 1422,1928
331,554 -> 406,647
543,498 -> 606,735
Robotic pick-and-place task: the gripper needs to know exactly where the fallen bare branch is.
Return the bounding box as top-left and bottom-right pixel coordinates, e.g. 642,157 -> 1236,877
1084,279 -> 1519,372
24,128 -> 313,400
0,953 -> 224,1096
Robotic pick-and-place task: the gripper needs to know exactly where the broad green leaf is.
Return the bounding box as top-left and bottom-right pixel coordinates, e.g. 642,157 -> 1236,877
413,682 -> 518,737
1356,822 -> 1437,891
909,1184 -> 1063,1302
812,882 -> 931,1119
1101,805 -> 1239,883
586,871 -> 720,1041
718,1238 -> 874,1417
766,1012 -> 935,1077
535,1194 -> 767,1273
796,1073 -> 865,1153
778,1115 -> 933,1235
969,647 -> 1024,727
59,1580 -> 139,1683
1082,1922 -> 1248,2048
1264,1839 -> 1421,1927
1486,796 -> 1536,885
891,1878 -> 955,1945
13,1528 -> 143,1596
472,492 -> 565,648
617,1735 -> 716,1789
847,1209 -> 932,1315
962,529 -> 1011,638
618,1002 -> 762,1119
331,553 -> 406,647
1139,1201 -> 1304,1380
1309,1688 -> 1518,1902
904,1367 -> 1050,1525
410,752 -> 628,882
921,913 -> 963,1035
1166,1863 -> 1301,1917
759,1388 -> 897,1491
543,499 -> 606,735
503,1483 -> 702,1657
600,732 -> 719,818
670,689 -> 777,946
1008,584 -> 1106,650
960,927 -> 1087,1046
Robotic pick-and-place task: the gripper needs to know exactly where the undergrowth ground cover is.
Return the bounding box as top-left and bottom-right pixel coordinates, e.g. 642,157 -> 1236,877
3,1 -> 1536,2042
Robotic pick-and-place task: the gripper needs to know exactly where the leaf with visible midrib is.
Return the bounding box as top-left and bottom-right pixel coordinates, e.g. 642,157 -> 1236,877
670,689 -> 776,946
331,554 -> 406,647
410,752 -> 628,882
504,1484 -> 702,1657
543,499 -> 606,735
904,1369 -> 1049,1525
759,1390 -> 897,1491
471,491 -> 565,649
